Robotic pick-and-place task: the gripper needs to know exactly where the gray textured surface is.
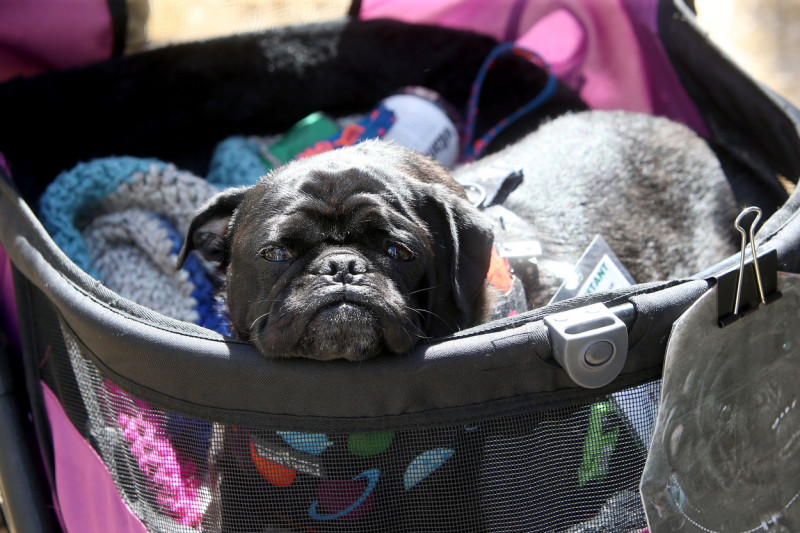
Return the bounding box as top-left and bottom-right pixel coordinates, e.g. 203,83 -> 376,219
457,110 -> 741,306
642,273 -> 800,532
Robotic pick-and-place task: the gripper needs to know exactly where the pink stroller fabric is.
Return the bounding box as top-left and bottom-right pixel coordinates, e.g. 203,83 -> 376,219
43,383 -> 148,533
1,154 -> 19,354
0,0 -> 116,82
0,247 -> 17,353
360,0 -> 708,135
0,0 -> 118,352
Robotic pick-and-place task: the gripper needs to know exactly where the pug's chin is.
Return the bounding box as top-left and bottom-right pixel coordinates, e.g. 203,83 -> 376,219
245,296 -> 423,361
296,303 -> 384,361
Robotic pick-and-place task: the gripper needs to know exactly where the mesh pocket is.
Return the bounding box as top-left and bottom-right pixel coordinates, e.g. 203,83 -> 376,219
44,318 -> 656,532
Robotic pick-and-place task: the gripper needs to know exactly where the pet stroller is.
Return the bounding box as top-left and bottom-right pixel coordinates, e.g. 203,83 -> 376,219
1,0 -> 799,531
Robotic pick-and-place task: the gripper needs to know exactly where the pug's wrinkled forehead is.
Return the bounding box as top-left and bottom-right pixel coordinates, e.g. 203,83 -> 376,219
239,154 -> 428,239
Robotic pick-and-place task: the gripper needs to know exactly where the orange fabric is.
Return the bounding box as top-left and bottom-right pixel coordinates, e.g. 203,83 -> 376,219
487,247 -> 513,293
251,441 -> 297,487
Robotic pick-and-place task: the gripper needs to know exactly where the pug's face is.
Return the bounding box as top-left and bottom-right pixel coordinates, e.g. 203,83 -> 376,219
179,140 -> 494,361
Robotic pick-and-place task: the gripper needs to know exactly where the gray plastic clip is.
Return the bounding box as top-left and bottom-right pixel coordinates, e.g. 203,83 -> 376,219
544,303 -> 628,388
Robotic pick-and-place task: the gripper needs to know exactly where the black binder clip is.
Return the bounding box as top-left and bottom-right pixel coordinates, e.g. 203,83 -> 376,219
717,207 -> 782,328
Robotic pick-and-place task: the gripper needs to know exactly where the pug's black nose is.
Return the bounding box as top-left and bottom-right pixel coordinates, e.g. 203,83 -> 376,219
317,253 -> 367,284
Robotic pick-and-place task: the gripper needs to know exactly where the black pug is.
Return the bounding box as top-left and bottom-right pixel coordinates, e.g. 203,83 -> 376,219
178,140 -> 495,361
457,109 -> 743,307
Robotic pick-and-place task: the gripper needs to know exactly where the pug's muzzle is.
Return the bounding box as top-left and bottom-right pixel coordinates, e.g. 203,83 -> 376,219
250,246 -> 423,361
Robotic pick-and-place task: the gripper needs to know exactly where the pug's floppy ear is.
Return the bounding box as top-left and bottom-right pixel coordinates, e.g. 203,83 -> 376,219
177,186 -> 248,271
420,189 -> 495,336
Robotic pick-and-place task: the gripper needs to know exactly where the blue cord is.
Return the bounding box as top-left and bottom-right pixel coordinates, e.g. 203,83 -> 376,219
461,42 -> 558,162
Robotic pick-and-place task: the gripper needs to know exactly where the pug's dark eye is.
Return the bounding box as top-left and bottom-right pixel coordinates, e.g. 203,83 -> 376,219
260,245 -> 293,262
386,242 -> 414,261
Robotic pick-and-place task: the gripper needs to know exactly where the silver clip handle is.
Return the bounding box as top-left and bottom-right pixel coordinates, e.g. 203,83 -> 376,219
732,207 -> 766,316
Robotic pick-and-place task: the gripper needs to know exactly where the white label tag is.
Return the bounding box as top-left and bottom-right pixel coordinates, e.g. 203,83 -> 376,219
578,253 -> 633,295
549,235 -> 635,303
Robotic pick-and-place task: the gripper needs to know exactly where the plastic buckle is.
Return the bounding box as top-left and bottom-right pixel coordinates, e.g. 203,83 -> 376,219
544,303 -> 628,389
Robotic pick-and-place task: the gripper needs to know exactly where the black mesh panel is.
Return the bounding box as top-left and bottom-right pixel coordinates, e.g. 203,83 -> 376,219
41,317 -> 656,532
